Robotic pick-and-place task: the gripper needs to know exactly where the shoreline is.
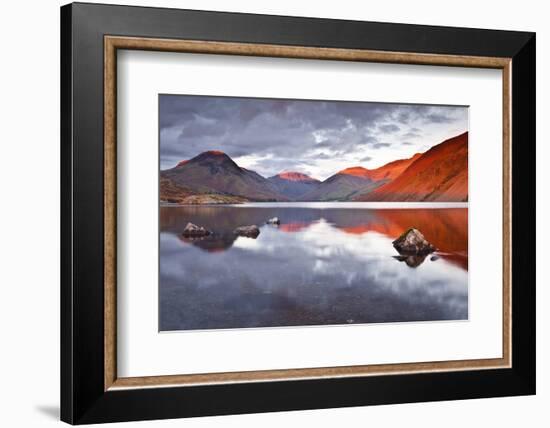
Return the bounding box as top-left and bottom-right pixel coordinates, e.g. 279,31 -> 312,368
160,201 -> 469,209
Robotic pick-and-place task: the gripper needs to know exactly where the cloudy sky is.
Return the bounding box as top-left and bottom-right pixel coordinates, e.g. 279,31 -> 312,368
160,94 -> 468,181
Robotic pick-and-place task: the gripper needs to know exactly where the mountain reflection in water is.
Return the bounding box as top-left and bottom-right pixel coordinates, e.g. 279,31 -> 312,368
160,203 -> 468,331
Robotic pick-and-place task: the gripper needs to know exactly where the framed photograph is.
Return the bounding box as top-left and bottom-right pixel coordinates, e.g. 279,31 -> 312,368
61,2 -> 535,424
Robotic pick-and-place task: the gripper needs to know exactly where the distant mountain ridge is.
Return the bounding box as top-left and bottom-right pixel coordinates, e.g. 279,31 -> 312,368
268,172 -> 320,199
298,169 -> 379,201
298,152 -> 422,201
273,171 -> 318,182
160,132 -> 468,204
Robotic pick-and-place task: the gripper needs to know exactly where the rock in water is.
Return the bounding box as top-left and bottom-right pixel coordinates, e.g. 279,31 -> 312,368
181,222 -> 211,237
266,217 -> 280,225
234,225 -> 260,238
392,228 -> 436,255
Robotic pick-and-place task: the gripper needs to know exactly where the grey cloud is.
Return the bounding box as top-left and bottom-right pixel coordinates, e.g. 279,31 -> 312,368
425,113 -> 455,124
403,131 -> 420,139
401,126 -> 423,140
379,124 -> 400,133
315,153 -> 336,160
315,140 -> 335,149
391,105 -> 464,126
160,95 -> 468,173
396,111 -> 410,123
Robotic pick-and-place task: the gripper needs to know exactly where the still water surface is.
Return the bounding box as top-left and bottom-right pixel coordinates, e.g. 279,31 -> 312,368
160,203 -> 468,331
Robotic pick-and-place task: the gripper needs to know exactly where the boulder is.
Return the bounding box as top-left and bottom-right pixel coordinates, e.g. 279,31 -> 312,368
266,217 -> 280,225
234,225 -> 260,238
181,222 -> 211,237
392,228 -> 436,255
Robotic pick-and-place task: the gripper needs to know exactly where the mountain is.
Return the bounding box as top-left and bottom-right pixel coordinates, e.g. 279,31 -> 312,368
364,153 -> 422,182
297,152 -> 425,202
161,151 -> 288,202
358,132 -> 468,202
348,154 -> 422,200
159,177 -> 196,204
336,167 -> 373,179
268,172 -> 320,199
299,167 -> 381,201
160,132 -> 468,204
331,153 -> 421,184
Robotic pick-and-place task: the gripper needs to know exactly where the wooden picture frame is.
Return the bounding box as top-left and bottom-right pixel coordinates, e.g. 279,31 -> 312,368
61,2 -> 535,424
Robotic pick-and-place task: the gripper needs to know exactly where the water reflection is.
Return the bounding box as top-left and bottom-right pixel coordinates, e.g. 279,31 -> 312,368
160,204 -> 468,331
393,254 -> 429,268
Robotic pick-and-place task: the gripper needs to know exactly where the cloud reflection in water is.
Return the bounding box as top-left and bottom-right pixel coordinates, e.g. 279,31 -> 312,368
160,205 -> 468,331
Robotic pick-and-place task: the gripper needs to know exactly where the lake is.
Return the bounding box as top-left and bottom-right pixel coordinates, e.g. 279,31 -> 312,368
159,202 -> 468,331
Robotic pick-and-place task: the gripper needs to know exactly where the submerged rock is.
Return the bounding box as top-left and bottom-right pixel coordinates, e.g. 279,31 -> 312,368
234,225 -> 260,238
393,254 -> 428,268
392,228 -> 436,255
181,222 -> 211,237
266,217 -> 280,225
